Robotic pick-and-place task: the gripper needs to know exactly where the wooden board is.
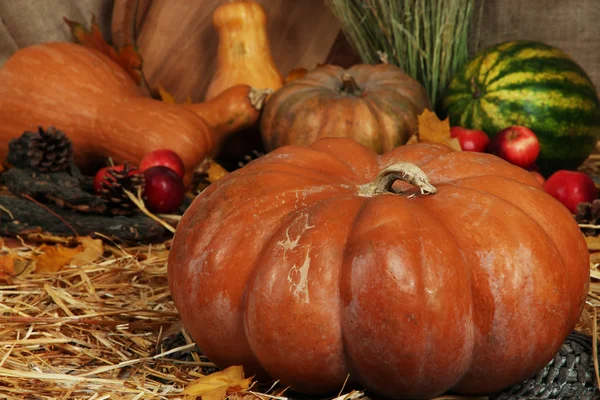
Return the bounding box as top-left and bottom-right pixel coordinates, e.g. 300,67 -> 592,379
111,0 -> 342,102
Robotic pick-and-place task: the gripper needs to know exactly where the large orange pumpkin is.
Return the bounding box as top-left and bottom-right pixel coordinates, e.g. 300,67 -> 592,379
260,64 -> 431,153
168,138 -> 589,399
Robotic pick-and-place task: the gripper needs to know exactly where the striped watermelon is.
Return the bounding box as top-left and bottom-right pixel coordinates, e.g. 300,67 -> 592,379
442,40 -> 600,175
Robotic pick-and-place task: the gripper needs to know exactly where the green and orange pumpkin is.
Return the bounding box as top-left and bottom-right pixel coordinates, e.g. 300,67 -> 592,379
260,64 -> 432,153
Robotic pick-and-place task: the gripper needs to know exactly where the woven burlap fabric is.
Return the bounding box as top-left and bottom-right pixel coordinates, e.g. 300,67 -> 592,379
0,0 -> 598,89
0,0 -> 113,65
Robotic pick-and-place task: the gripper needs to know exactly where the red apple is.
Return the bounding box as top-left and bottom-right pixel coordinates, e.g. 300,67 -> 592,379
450,126 -> 490,152
143,166 -> 185,214
529,171 -> 545,186
489,126 -> 540,168
543,170 -> 598,213
139,149 -> 185,179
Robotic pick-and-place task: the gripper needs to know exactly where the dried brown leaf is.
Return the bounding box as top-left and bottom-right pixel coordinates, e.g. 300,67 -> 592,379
411,109 -> 462,151
182,365 -> 253,400
70,237 -> 104,267
33,244 -> 83,273
0,253 -> 29,282
64,15 -> 144,85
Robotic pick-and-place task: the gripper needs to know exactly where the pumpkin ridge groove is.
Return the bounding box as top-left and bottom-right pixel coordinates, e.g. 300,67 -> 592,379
338,197 -> 369,387
438,178 -> 574,322
447,176 -> 570,274
243,194 -> 364,390
415,181 -> 572,391
359,96 -> 387,152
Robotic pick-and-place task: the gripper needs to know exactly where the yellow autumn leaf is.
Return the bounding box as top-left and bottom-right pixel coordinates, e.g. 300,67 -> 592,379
157,85 -> 193,104
157,84 -> 177,104
182,365 -> 253,400
410,109 -> 462,151
33,244 -> 83,273
69,237 -> 104,267
206,161 -> 229,183
0,253 -> 30,282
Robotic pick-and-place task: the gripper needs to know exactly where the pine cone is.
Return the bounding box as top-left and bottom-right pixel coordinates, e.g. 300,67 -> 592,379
575,199 -> 600,236
8,126 -> 73,173
97,163 -> 145,216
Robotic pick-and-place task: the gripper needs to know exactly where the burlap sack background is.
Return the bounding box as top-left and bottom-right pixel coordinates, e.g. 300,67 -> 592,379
0,0 -> 598,89
0,0 -> 113,64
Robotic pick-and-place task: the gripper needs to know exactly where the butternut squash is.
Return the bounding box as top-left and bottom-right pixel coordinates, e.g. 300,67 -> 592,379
205,0 -> 283,100
0,42 -> 267,182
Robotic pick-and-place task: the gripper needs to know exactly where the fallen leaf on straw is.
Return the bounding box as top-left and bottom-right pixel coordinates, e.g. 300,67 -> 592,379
33,244 -> 83,273
0,253 -> 29,282
407,109 -> 462,151
32,236 -> 104,273
182,365 -> 253,400
69,237 -> 104,267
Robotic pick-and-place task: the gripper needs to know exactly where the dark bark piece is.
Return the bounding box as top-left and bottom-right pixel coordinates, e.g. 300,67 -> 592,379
0,194 -> 166,243
2,166 -> 106,213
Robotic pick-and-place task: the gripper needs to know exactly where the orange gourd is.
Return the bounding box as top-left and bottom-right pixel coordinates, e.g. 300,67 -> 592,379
0,42 -> 267,181
204,0 -> 283,100
168,137 -> 589,399
260,64 -> 432,153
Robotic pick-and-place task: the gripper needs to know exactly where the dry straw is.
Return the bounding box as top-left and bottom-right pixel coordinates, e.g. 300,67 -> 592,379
325,0 -> 483,109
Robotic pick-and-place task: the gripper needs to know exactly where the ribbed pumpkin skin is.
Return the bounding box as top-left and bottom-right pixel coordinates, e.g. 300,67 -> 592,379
260,64 -> 432,153
442,40 -> 600,175
168,137 -> 589,399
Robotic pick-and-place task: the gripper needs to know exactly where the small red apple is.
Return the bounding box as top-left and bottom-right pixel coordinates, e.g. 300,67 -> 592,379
543,170 -> 598,213
139,149 -> 185,179
143,166 -> 185,214
489,126 -> 540,168
450,126 -> 490,152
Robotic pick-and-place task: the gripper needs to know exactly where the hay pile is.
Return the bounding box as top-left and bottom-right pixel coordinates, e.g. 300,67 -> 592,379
0,240 -> 196,399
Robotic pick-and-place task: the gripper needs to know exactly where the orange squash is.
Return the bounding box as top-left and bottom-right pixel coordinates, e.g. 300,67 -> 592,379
168,137 -> 589,398
204,0 -> 283,100
0,42 -> 267,181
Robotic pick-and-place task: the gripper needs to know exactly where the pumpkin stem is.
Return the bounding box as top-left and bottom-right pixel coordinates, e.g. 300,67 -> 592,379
357,162 -> 437,197
340,73 -> 363,95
